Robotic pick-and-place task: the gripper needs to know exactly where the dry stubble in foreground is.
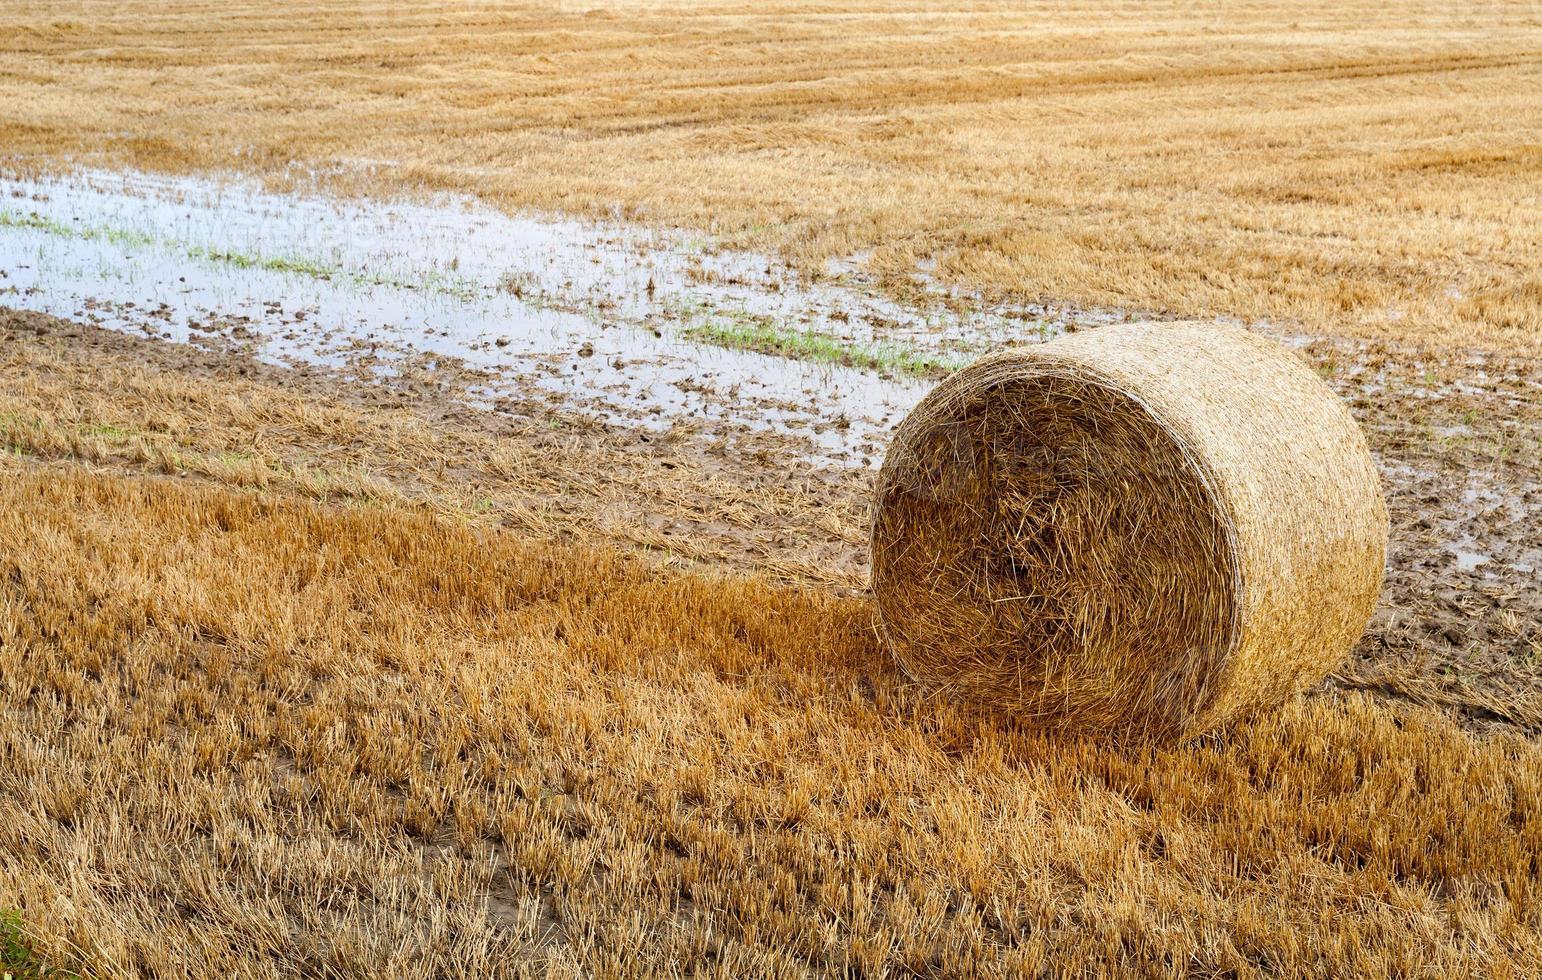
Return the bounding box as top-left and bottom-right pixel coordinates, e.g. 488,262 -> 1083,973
2,0 -> 1540,350
1,463 -> 1540,977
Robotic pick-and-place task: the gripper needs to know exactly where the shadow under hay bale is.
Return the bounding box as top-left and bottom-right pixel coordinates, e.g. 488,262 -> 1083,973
870,321 -> 1388,743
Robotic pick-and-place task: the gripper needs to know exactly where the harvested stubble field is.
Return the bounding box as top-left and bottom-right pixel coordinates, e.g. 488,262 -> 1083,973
3,0 -> 1542,974
7,454 -> 1542,978
2,0 -> 1541,350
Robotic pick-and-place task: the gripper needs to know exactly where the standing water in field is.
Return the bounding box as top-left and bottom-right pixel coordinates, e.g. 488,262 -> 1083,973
0,169 -> 1092,465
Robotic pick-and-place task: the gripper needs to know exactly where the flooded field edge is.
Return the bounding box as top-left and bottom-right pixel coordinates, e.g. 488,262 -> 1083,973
0,166 -> 1155,468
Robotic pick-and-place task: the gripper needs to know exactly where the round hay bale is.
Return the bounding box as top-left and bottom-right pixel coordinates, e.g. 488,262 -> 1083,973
870,321 -> 1387,742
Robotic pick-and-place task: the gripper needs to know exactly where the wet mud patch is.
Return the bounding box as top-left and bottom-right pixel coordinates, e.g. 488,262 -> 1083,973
1300,337 -> 1541,731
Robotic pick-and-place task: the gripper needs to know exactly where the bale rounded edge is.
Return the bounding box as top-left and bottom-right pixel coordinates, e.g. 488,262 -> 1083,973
869,321 -> 1388,742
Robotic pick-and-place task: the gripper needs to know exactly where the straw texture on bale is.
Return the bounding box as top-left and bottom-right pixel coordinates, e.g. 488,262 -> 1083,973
870,321 -> 1388,742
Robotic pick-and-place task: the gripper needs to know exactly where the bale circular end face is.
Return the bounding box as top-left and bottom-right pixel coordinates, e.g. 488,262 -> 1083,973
870,322 -> 1388,742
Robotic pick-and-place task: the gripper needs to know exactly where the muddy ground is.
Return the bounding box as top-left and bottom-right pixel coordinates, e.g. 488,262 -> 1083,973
3,305 -> 1537,736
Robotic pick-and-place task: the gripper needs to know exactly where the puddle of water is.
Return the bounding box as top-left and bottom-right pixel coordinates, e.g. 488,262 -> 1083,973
1448,544 -> 1493,574
1436,476 -> 1540,578
0,167 -> 1261,466
3,168 -> 1067,465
